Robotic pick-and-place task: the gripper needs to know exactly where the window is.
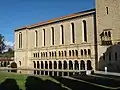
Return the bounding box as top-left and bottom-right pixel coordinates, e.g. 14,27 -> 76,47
115,52 -> 117,61
38,53 -> 39,58
72,50 -> 74,56
35,31 -> 38,47
75,50 -> 78,56
59,51 -> 61,57
41,52 -> 43,57
88,49 -> 91,56
64,51 -> 67,57
46,52 -> 47,57
33,53 -> 35,57
49,52 -> 51,57
52,52 -> 54,57
69,50 -> 71,56
51,27 -> 54,45
19,32 -> 22,48
84,49 -> 87,56
109,52 -> 111,61
71,23 -> 75,43
83,20 -> 87,42
106,7 -> 109,15
54,51 -> 57,57
81,50 -> 83,56
60,25 -> 64,44
62,51 -> 64,57
43,29 -> 45,46
19,61 -> 21,66
103,53 -> 105,60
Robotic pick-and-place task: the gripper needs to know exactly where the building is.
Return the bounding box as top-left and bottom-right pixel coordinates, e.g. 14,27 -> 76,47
14,0 -> 120,75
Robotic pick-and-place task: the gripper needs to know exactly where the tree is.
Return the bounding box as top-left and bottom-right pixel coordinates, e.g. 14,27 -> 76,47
0,34 -> 6,53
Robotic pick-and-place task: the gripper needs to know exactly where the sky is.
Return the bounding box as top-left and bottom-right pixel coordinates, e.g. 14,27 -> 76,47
0,0 -> 95,46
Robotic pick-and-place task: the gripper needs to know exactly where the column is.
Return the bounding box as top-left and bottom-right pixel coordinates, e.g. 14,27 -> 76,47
85,61 -> 87,70
39,61 -> 41,75
67,61 -> 69,76
43,61 -> 45,75
57,61 -> 59,76
79,62 -> 81,74
61,61 -> 64,76
52,61 -> 54,76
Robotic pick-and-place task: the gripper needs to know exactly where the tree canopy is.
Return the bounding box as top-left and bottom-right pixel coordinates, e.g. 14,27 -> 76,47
0,34 -> 5,53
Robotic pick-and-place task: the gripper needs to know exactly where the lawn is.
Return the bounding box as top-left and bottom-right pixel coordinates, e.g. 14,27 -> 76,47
0,71 -> 61,90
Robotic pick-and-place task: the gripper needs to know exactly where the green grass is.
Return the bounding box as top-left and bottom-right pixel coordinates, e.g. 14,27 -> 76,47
0,71 -> 60,90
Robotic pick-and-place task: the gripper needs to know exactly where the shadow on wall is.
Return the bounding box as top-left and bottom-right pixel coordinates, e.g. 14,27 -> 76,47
25,76 -> 67,90
99,44 -> 120,72
0,78 -> 20,90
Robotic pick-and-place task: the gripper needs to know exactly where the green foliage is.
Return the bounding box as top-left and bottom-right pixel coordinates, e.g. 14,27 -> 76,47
0,34 -> 6,53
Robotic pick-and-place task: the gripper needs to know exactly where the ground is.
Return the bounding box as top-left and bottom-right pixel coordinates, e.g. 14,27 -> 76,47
0,71 -> 120,90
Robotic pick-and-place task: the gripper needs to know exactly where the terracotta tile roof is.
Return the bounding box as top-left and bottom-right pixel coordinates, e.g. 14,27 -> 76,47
15,8 -> 95,31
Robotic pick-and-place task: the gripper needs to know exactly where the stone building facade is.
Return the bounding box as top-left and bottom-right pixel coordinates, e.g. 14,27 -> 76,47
14,0 -> 120,75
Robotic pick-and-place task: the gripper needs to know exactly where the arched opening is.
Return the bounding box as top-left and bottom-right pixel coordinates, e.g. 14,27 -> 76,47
54,51 -> 57,57
83,20 -> 87,42
59,51 -> 61,57
19,61 -> 21,66
69,60 -> 73,70
75,50 -> 78,57
45,61 -> 48,69
33,61 -> 36,74
84,49 -> 87,56
41,61 -> 44,69
80,60 -> 85,70
37,61 -> 40,75
69,50 -> 71,56
63,61 -> 67,69
81,50 -> 83,56
88,49 -> 91,56
4,62 -> 7,67
108,31 -> 111,37
11,62 -> 17,72
87,60 -> 92,70
49,61 -> 52,69
49,52 -> 51,57
75,60 -> 79,70
61,51 -> 64,57
52,52 -> 54,57
72,50 -> 74,56
64,51 -> 67,57
58,61 -> 62,69
54,61 -> 57,69
1,62 -> 3,67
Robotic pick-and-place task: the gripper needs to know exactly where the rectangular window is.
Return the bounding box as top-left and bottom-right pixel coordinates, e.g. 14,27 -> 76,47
71,23 -> 75,43
51,27 -> 54,45
106,7 -> 109,15
60,25 -> 64,44
43,29 -> 45,46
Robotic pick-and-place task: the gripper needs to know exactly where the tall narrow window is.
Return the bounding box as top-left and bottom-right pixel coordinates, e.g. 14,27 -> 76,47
106,7 -> 109,15
109,52 -> 111,61
43,29 -> 45,46
88,49 -> 91,56
83,20 -> 87,42
60,25 -> 64,44
51,27 -> 54,45
115,52 -> 117,61
103,53 -> 105,60
71,23 -> 75,43
35,31 -> 38,47
19,32 -> 22,48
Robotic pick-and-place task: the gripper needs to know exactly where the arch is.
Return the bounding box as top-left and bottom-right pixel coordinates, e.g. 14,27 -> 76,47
75,60 -> 79,70
37,61 -> 39,68
72,50 -> 74,56
54,61 -> 57,69
11,62 -> 17,72
75,50 -> 78,56
83,20 -> 87,42
41,61 -> 44,69
80,60 -> 85,70
49,61 -> 52,69
63,61 -> 67,69
49,52 -> 51,57
84,49 -> 87,56
19,61 -> 21,66
69,60 -> 73,70
45,61 -> 48,69
81,49 -> 83,56
105,31 -> 107,36
58,61 -> 62,69
87,60 -> 92,70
